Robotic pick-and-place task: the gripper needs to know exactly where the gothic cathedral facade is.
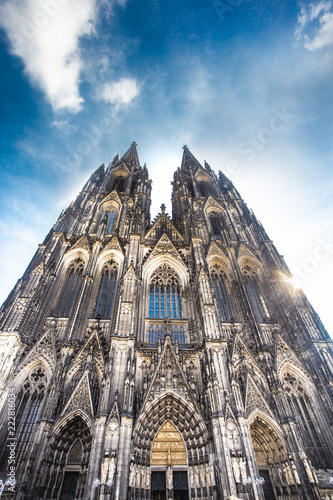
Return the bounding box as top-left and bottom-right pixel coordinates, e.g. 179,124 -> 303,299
0,144 -> 332,500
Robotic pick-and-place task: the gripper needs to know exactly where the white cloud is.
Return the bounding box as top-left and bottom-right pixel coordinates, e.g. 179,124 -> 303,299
101,78 -> 140,106
296,1 -> 333,50
0,0 -> 98,112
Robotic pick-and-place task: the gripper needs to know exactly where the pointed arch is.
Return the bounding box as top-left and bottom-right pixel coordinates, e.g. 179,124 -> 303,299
55,257 -> 85,318
151,420 -> 187,466
94,260 -> 118,319
0,364 -> 48,472
278,360 -> 330,468
143,253 -> 189,289
248,410 -> 288,462
51,408 -> 94,439
148,263 -> 182,320
134,393 -> 209,464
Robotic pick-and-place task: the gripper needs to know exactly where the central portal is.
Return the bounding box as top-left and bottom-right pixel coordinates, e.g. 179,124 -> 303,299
151,422 -> 189,499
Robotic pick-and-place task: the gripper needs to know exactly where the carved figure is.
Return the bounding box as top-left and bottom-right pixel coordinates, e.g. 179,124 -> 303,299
231,456 -> 241,483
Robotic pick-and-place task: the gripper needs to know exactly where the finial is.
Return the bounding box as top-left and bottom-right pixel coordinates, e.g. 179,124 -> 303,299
160,203 -> 166,213
183,144 -> 188,150
131,141 -> 137,146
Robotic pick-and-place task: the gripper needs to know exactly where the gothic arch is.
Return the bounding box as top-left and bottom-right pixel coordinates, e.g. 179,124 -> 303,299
207,255 -> 232,278
11,357 -> 53,389
52,408 -> 94,438
151,420 -> 187,466
278,359 -> 312,390
238,254 -> 264,278
248,410 -> 288,462
96,250 -> 123,272
62,248 -> 89,268
39,412 -> 93,500
134,393 -> 209,464
143,254 -> 189,289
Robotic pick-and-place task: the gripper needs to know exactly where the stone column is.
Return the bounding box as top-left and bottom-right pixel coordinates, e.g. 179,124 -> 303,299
113,416 -> 133,500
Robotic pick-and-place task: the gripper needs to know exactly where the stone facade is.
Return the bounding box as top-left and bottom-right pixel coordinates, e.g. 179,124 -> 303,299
0,143 -> 332,500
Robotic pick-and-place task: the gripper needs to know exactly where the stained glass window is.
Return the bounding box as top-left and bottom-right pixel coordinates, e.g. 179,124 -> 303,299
209,213 -> 222,240
245,275 -> 269,323
94,261 -> 118,318
56,259 -> 84,317
211,268 -> 233,322
0,368 -> 47,472
148,265 -> 182,319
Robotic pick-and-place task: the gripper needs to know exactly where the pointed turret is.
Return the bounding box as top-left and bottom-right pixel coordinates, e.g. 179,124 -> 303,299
181,145 -> 203,173
119,141 -> 141,171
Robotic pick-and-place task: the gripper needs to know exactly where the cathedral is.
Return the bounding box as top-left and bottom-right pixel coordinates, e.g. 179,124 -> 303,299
0,143 -> 332,500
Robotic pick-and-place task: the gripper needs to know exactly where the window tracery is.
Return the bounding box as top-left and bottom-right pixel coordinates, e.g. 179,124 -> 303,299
56,258 -> 84,317
149,264 -> 182,319
94,261 -> 118,319
283,371 -> 328,468
113,176 -> 127,192
209,212 -> 223,239
100,209 -> 117,234
243,266 -> 269,323
0,367 -> 47,472
210,265 -> 233,322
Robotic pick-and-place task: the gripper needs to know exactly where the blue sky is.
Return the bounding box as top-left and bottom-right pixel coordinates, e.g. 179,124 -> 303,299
0,0 -> 332,333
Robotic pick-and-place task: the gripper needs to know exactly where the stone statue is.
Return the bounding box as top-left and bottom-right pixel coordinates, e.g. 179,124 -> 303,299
239,459 -> 247,483
100,457 -> 109,484
231,456 -> 241,483
166,465 -> 173,490
194,465 -> 201,489
206,463 -> 212,487
290,460 -> 301,485
129,462 -> 135,488
200,464 -> 206,487
283,462 -> 294,485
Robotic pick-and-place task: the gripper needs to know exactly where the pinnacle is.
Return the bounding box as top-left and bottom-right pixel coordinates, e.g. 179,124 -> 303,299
119,142 -> 141,170
181,145 -> 203,172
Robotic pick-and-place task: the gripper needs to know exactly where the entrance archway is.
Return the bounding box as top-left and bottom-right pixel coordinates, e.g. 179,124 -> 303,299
249,413 -> 289,499
151,421 -> 188,500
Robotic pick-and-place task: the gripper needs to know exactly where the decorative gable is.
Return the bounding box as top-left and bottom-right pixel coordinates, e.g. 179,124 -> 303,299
138,336 -> 200,417
245,375 -> 273,418
61,371 -> 94,419
144,233 -> 186,268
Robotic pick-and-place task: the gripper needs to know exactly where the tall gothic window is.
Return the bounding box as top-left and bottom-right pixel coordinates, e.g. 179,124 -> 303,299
198,181 -> 210,197
283,371 -> 329,468
0,367 -> 47,472
94,261 -> 118,318
243,267 -> 269,323
149,264 -> 182,319
209,212 -> 222,240
56,258 -> 84,317
113,176 -> 126,192
211,267 -> 233,322
101,209 -> 117,234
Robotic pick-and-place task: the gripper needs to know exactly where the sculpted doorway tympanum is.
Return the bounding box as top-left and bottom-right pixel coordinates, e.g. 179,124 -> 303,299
151,421 -> 188,500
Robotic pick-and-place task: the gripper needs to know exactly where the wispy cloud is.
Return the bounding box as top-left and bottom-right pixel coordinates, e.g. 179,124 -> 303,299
101,78 -> 140,107
296,1 -> 333,50
0,0 -> 98,112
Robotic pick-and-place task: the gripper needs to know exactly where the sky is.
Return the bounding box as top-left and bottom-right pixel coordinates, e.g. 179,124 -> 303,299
0,0 -> 332,334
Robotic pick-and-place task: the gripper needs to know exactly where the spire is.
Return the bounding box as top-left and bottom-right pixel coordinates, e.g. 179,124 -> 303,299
119,141 -> 141,171
181,145 -> 203,173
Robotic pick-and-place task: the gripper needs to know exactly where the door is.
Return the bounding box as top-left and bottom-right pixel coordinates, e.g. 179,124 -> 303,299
259,470 -> 276,500
173,471 -> 189,500
151,471 -> 166,500
60,471 -> 79,500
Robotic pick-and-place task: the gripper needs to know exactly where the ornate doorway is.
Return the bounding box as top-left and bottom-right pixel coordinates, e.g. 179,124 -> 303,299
151,421 -> 188,499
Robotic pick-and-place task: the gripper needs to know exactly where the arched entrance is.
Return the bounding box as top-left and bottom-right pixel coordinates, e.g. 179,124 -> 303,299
36,413 -> 92,500
249,413 -> 292,500
151,421 -> 188,500
60,438 -> 83,499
